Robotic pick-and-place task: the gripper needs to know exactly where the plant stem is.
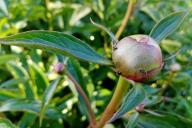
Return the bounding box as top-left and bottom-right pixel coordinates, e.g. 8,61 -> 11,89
64,69 -> 97,128
97,76 -> 130,128
115,0 -> 135,39
96,1 -> 136,127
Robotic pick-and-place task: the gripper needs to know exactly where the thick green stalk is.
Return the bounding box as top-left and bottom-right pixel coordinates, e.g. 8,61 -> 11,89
97,76 -> 130,128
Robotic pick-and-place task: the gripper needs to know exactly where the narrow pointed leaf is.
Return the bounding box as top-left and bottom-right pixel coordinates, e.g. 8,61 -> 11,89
65,58 -> 88,95
0,89 -> 21,101
109,85 -> 146,122
138,112 -> 192,128
28,62 -> 49,95
18,113 -> 37,128
39,78 -> 61,126
42,79 -> 60,107
0,54 -> 18,65
6,63 -> 35,99
0,31 -> 111,65
63,57 -> 94,122
126,112 -> 139,128
0,99 -> 63,119
65,58 -> 91,117
150,11 -> 188,42
138,115 -> 175,128
0,78 -> 27,88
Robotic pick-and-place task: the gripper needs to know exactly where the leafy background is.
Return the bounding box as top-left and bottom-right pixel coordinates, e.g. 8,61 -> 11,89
0,0 -> 192,128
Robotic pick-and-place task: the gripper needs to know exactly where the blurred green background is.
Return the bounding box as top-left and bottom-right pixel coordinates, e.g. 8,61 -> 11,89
0,0 -> 192,128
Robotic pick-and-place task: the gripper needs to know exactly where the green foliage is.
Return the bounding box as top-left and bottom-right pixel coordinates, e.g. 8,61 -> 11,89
138,113 -> 192,128
29,61 -> 49,95
110,84 -> 146,122
0,54 -> 18,65
65,58 -> 91,119
126,112 -> 139,128
0,0 -> 191,128
40,78 -> 61,126
150,11 -> 188,43
0,31 -> 111,65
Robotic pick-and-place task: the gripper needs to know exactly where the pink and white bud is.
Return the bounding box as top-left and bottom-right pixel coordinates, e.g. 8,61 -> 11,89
112,35 -> 163,82
54,63 -> 64,73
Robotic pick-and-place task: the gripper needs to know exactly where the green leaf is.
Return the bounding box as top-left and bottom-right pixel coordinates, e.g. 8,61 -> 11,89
145,96 -> 162,107
0,99 -> 63,119
18,113 -> 37,128
0,118 -> 16,128
0,54 -> 18,65
63,57 -> 93,121
0,99 -> 40,112
42,79 -> 60,109
109,84 -> 146,122
126,112 -> 139,128
65,58 -> 88,95
39,78 -> 61,126
6,63 -> 35,99
0,78 -> 27,88
138,114 -> 175,128
150,11 -> 188,42
28,62 -> 49,95
0,89 -> 21,101
0,31 -> 111,65
138,112 -> 192,128
65,69 -> 90,120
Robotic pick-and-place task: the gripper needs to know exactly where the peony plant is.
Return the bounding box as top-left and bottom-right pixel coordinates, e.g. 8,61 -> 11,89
0,1 -> 189,127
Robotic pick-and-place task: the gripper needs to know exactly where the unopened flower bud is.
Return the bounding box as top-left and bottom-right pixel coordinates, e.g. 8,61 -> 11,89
112,35 -> 163,82
54,63 -> 64,73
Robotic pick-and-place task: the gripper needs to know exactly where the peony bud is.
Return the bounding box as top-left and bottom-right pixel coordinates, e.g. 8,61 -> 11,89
54,63 -> 64,73
112,35 -> 163,82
